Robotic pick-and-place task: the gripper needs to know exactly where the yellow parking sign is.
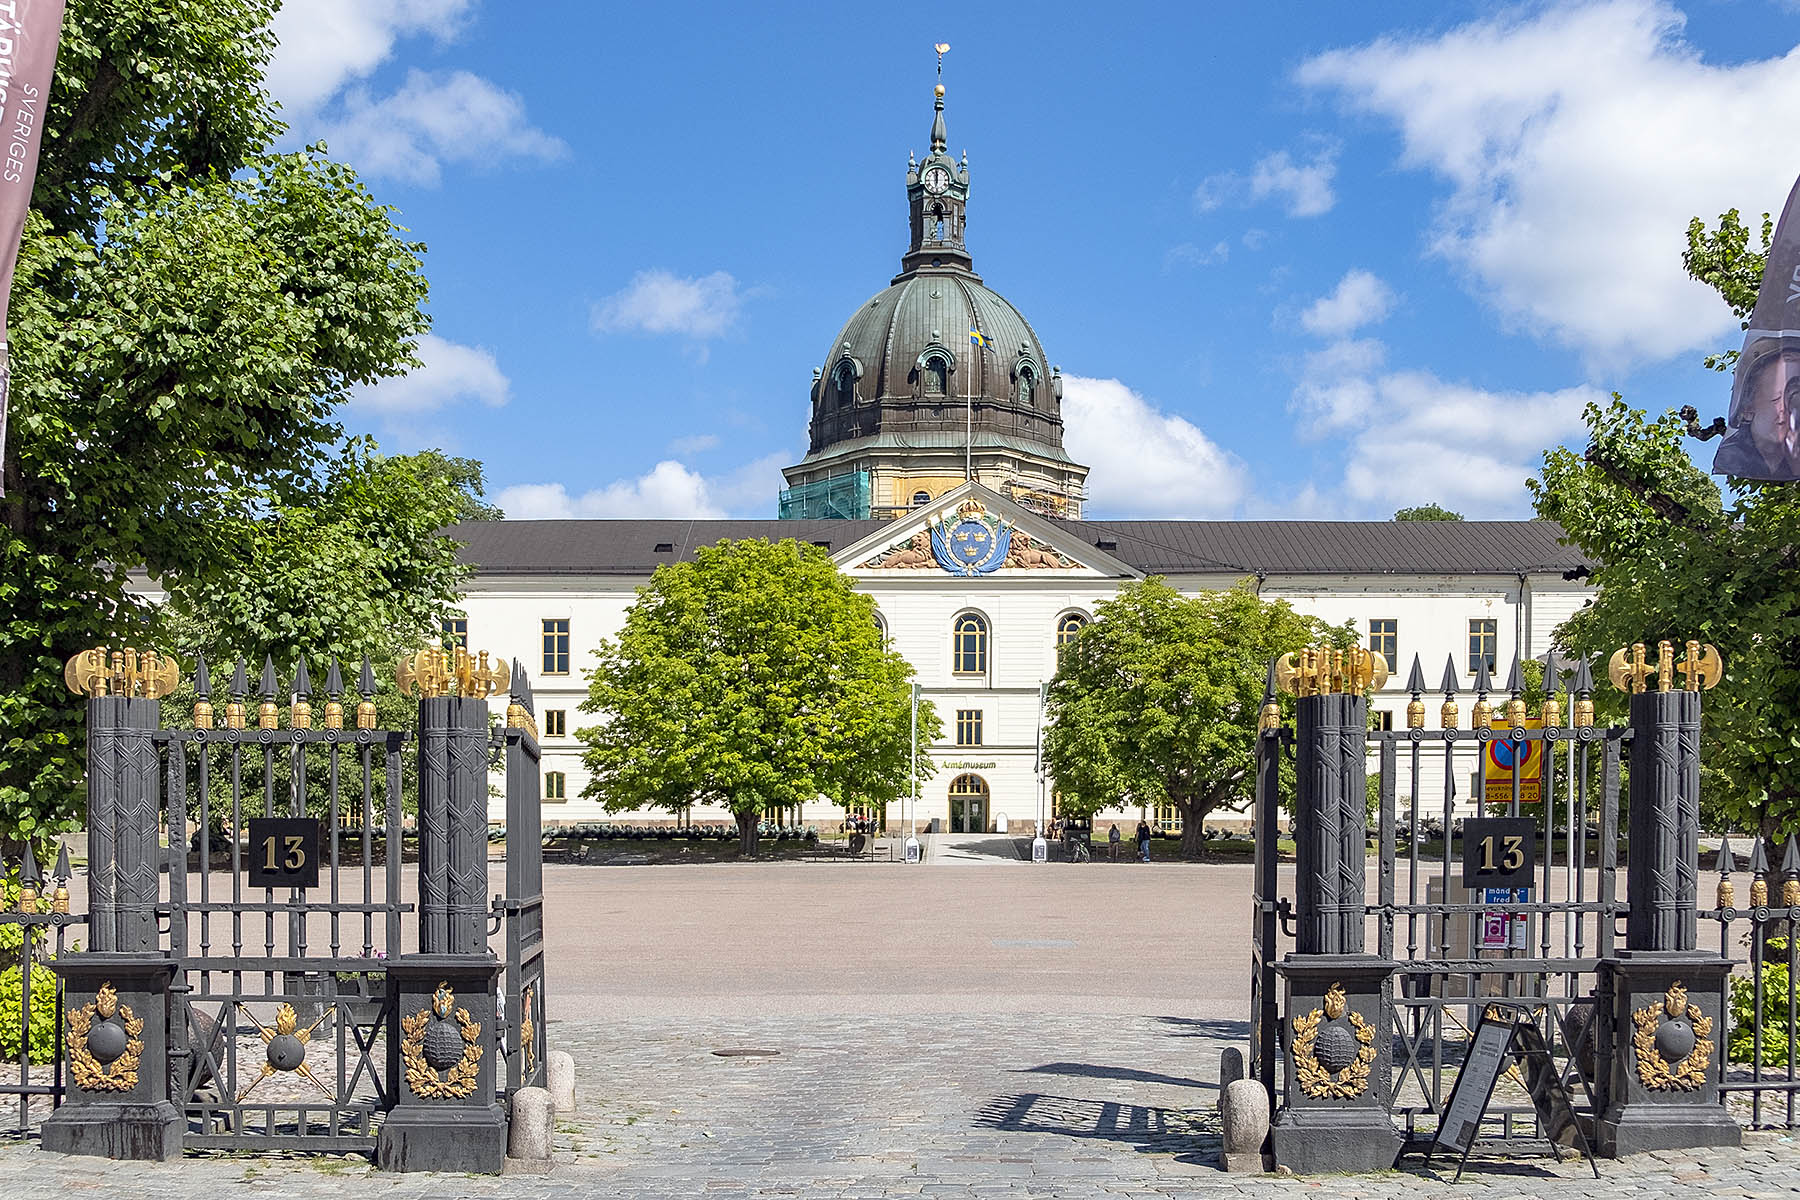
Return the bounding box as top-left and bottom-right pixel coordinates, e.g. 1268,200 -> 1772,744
1483,719 -> 1543,804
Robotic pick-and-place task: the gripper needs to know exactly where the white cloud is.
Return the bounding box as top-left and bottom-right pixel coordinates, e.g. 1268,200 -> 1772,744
1301,269 -> 1396,337
496,452 -> 789,520
1196,146 -> 1338,218
1249,149 -> 1338,218
267,0 -> 474,116
669,433 -> 722,454
1061,376 -> 1249,518
351,333 -> 509,414
1290,339 -> 1606,512
1164,240 -> 1232,270
1298,0 -> 1800,366
322,69 -> 567,187
593,270 -> 746,340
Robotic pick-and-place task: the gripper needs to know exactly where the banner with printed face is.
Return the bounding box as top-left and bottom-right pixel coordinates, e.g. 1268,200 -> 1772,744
1715,172 -> 1800,480
0,0 -> 66,495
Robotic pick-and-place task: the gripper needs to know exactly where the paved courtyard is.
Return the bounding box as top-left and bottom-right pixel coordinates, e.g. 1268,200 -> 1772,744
7,849 -> 1800,1197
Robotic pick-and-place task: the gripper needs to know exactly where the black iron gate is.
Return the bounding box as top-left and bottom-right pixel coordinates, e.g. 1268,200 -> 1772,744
1251,641 -> 1746,1171
2,645 -> 547,1171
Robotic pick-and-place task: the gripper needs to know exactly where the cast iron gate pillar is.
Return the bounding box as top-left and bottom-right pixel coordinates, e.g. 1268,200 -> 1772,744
1270,663 -> 1401,1174
44,683 -> 182,1160
1597,642 -> 1738,1156
377,652 -> 507,1175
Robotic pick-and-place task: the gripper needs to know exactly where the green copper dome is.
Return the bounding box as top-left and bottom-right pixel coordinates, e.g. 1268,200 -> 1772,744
798,86 -> 1074,465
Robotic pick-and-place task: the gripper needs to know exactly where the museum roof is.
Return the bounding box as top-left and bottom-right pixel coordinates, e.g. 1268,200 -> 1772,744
450,518 -> 1591,578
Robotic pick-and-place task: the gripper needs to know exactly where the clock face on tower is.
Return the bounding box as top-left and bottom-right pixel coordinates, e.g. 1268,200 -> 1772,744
923,166 -> 951,196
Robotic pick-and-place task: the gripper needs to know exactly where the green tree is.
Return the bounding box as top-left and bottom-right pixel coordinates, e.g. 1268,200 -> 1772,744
577,539 -> 939,855
1043,578 -> 1346,858
151,444 -> 494,830
1528,207 -> 1799,834
0,1 -> 432,851
1393,504 -> 1464,522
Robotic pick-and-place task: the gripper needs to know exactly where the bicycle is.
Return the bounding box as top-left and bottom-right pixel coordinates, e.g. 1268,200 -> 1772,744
1068,837 -> 1090,864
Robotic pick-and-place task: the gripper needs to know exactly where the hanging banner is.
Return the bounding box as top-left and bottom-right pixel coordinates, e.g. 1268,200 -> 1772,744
0,0 -> 66,496
1715,171 -> 1800,481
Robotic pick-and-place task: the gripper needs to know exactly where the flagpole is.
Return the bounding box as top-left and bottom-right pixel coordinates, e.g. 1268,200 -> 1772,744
965,355 -> 972,482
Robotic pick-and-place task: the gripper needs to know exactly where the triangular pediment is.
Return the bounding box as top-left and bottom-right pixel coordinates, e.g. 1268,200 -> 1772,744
834,482 -> 1138,579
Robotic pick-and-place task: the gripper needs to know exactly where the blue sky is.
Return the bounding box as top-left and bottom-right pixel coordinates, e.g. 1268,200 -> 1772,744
270,0 -> 1800,520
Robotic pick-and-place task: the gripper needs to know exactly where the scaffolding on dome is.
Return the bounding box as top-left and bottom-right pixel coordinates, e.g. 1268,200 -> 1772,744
778,471 -> 871,520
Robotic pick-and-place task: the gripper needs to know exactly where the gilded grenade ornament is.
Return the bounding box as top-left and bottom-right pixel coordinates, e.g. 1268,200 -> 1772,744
1292,983 -> 1378,1100
67,983 -> 144,1093
1631,981 -> 1714,1091
400,982 -> 484,1100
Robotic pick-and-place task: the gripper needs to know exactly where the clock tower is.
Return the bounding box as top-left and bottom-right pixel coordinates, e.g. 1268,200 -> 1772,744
900,84 -> 974,279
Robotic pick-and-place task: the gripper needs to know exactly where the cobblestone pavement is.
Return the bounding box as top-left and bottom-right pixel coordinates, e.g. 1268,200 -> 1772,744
6,1012 -> 1800,1197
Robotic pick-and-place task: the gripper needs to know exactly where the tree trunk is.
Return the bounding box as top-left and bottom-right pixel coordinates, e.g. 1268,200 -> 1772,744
1178,800 -> 1210,860
736,809 -> 759,857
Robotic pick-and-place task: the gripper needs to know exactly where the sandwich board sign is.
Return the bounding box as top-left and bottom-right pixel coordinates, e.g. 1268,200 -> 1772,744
1425,1005 -> 1598,1181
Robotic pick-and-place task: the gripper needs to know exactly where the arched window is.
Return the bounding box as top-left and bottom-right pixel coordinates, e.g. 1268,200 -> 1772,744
912,489 -> 931,507
952,612 -> 988,676
873,610 -> 888,643
1016,364 -> 1036,407
924,355 -> 948,396
1056,612 -> 1088,648
833,361 -> 856,407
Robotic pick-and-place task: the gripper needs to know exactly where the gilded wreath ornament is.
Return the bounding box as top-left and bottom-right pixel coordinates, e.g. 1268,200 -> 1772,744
1292,982 -> 1377,1099
1631,981 -> 1713,1092
67,982 -> 145,1093
400,982 -> 484,1100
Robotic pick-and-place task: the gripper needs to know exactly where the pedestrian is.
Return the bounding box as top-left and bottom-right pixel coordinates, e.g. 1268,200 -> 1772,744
1136,818 -> 1151,863
1108,822 -> 1121,861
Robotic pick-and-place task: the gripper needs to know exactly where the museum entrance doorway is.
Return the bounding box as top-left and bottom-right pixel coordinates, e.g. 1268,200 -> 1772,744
947,773 -> 989,833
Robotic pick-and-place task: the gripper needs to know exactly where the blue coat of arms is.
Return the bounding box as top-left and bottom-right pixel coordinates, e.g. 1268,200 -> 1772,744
929,501 -> 1011,576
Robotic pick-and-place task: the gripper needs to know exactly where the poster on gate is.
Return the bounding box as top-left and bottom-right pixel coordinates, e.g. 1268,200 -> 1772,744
1479,887 -> 1530,949
1484,719 -> 1543,804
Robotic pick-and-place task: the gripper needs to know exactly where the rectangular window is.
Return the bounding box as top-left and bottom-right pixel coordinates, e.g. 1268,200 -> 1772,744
544,771 -> 566,802
1368,619 -> 1397,676
954,709 -> 983,746
543,710 -> 566,737
1468,619 -> 1497,676
1154,801 -> 1183,835
542,618 -> 570,675
440,617 -> 467,648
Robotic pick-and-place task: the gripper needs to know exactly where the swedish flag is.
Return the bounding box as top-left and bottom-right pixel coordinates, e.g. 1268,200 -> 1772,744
969,328 -> 991,349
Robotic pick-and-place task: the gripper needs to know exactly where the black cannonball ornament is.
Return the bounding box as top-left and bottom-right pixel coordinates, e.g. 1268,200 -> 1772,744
424,1017 -> 464,1070
1314,1021 -> 1358,1072
266,1032 -> 306,1072
86,1018 -> 128,1064
1656,1015 -> 1697,1063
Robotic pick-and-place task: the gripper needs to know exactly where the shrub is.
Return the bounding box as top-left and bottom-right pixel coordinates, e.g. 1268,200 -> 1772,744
1730,938 -> 1798,1066
0,961 -> 58,1064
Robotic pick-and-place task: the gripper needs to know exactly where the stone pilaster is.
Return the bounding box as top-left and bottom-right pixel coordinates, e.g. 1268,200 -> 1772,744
375,956 -> 506,1174
41,955 -> 182,1160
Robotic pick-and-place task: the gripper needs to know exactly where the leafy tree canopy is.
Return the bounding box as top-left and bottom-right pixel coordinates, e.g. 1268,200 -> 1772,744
0,0 -> 438,850
1530,207 -> 1799,833
1393,504 -> 1464,522
1043,578 -> 1347,857
578,539 -> 939,854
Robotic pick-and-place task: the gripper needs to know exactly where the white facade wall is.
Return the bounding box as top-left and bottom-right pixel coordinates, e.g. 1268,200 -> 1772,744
462,559 -> 1593,830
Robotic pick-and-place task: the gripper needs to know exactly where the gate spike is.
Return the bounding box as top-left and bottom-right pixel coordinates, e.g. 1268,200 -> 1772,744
1438,654 -> 1459,697
324,656 -> 343,698
1262,657 -> 1278,702
230,657 -> 248,698
357,656 -> 376,697
1541,651 -> 1562,696
292,656 -> 312,698
193,652 -> 212,698
1748,836 -> 1770,877
53,845 -> 70,880
1504,656 -> 1523,695
1716,835 -> 1737,876
1472,653 -> 1493,696
1404,653 -> 1426,695
1570,656 -> 1595,696
1783,837 -> 1800,878
259,654 -> 278,699
20,842 -> 40,885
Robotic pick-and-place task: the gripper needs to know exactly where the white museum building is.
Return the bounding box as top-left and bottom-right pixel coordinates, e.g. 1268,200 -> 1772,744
447,82 -> 1595,831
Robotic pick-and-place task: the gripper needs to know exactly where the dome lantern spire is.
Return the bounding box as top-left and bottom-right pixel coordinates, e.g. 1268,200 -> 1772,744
930,84 -> 947,153
900,47 -> 973,280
